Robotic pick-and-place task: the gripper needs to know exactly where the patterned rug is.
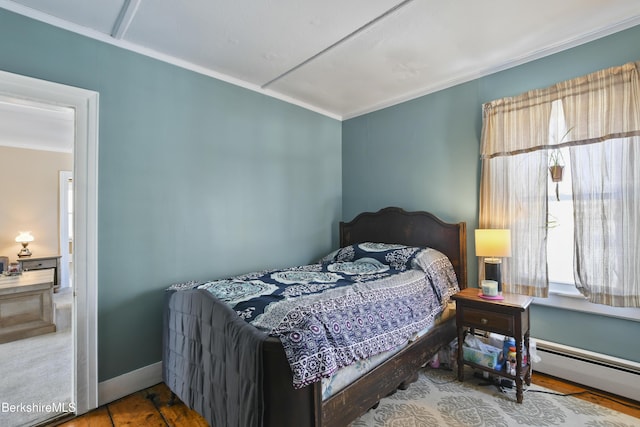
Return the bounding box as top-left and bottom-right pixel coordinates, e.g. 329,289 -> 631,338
350,366 -> 638,426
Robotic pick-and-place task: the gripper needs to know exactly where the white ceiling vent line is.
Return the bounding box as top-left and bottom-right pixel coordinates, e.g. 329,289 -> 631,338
261,0 -> 415,90
111,0 -> 142,39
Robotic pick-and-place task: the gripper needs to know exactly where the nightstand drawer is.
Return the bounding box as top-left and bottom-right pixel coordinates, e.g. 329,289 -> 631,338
20,258 -> 57,270
462,308 -> 514,334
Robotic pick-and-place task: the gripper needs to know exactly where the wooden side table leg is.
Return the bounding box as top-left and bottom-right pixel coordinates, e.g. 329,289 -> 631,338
457,327 -> 465,381
515,376 -> 523,403
524,330 -> 531,386
515,314 -> 524,403
515,337 -> 524,403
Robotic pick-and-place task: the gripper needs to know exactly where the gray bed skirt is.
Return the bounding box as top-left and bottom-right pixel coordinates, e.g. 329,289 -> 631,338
163,289 -> 268,427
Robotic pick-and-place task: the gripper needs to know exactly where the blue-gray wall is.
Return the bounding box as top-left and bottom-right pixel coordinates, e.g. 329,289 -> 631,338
342,80 -> 481,284
343,24 -> 640,362
0,10 -> 342,381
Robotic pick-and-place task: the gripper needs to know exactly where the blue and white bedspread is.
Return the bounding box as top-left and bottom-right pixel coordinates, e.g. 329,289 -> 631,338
168,243 -> 459,389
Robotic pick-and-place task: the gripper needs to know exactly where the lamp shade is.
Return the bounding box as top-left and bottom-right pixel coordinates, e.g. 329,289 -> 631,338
475,229 -> 511,258
15,231 -> 34,244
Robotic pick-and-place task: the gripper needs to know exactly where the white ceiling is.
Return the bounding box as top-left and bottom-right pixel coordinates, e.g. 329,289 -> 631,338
0,95 -> 74,152
1,0 -> 640,121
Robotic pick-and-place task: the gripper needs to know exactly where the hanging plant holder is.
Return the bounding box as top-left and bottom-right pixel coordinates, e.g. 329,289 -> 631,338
548,147 -> 565,201
549,165 -> 564,182
549,165 -> 564,201
548,128 -> 573,201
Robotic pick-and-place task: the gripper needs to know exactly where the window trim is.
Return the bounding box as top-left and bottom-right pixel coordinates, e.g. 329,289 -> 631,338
533,281 -> 640,322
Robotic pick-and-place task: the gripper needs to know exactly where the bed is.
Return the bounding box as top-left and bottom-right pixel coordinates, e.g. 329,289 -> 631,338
163,207 -> 467,427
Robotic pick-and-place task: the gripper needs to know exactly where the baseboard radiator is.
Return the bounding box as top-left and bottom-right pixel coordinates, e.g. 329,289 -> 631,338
533,338 -> 640,402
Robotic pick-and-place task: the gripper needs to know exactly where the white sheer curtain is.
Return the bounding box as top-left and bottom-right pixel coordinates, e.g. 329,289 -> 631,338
561,62 -> 640,306
480,95 -> 551,297
571,138 -> 640,306
480,61 -> 640,305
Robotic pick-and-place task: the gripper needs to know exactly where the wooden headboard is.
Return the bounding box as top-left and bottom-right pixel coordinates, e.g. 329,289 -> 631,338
339,207 -> 467,289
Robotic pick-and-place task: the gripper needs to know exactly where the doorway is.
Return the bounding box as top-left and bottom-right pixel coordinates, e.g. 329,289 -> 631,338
0,99 -> 74,426
0,70 -> 99,424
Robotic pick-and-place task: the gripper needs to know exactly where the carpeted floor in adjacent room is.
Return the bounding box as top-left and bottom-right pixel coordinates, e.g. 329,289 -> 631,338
0,287 -> 73,427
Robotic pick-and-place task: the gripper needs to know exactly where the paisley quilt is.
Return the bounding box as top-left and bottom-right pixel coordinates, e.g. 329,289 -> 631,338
169,243 -> 459,389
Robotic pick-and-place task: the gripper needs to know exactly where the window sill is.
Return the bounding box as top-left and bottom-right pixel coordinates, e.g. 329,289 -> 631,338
532,284 -> 640,323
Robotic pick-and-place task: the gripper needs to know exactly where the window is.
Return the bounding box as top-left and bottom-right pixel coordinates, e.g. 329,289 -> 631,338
546,101 -> 574,287
546,149 -> 574,285
480,61 -> 640,308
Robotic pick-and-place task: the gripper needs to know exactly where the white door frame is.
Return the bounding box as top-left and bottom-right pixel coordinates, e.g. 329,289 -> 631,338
59,170 -> 73,290
0,69 -> 99,414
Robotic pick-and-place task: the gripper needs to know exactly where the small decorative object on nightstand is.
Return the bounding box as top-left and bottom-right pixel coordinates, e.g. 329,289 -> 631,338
15,231 -> 35,258
451,287 -> 533,403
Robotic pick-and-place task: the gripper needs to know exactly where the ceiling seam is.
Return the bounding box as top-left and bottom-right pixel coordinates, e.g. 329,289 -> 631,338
260,0 -> 415,89
111,0 -> 141,39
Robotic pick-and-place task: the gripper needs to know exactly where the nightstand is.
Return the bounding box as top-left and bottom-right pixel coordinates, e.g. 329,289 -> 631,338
451,287 -> 533,403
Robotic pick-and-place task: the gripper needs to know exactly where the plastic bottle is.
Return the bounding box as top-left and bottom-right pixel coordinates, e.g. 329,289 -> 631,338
508,346 -> 517,376
503,337 -> 516,365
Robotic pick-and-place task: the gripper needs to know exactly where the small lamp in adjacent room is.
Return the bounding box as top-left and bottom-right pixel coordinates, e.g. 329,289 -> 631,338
475,229 -> 511,295
16,231 -> 34,258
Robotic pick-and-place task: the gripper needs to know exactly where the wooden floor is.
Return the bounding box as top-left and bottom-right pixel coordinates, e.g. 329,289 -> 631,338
51,383 -> 208,427
52,372 -> 639,426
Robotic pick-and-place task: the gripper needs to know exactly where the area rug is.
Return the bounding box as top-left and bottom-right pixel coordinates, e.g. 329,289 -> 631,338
350,366 -> 638,426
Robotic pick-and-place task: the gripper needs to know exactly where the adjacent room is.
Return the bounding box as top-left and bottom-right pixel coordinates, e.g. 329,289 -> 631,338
0,98 -> 74,427
0,1 -> 638,426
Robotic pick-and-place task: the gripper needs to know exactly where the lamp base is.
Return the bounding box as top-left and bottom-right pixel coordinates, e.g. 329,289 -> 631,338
18,248 -> 32,258
484,258 -> 502,294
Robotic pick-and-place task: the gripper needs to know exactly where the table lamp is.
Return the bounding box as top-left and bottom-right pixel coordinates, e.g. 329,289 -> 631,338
16,231 -> 34,258
475,229 -> 511,295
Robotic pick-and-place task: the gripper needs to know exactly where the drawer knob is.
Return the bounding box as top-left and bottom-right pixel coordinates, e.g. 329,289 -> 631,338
480,318 -> 488,325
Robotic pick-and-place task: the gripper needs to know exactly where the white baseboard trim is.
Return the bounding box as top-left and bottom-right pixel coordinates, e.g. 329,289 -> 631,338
98,361 -> 163,406
533,339 -> 640,402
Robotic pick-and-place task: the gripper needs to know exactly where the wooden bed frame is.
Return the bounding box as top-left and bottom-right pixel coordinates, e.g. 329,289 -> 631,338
260,207 -> 467,426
